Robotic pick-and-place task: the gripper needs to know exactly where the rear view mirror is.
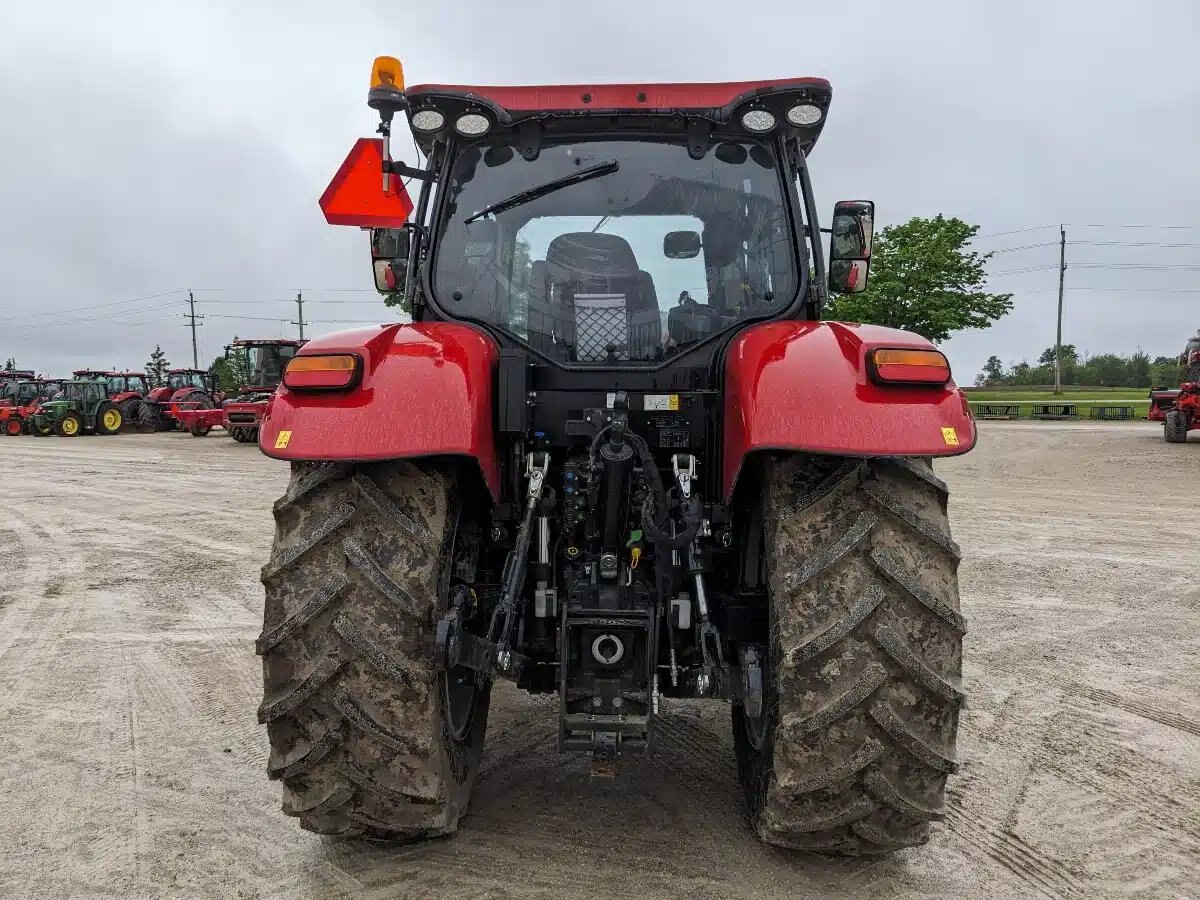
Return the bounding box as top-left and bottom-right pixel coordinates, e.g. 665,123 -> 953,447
373,259 -> 405,292
371,228 -> 410,261
664,230 -> 702,259
370,227 -> 411,293
828,200 -> 875,294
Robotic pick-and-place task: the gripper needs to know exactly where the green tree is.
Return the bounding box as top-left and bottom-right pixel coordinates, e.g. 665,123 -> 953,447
3,358 -> 14,372
826,215 -> 1013,342
381,289 -> 409,313
1149,356 -> 1184,388
210,336 -> 251,392
1129,348 -> 1150,387
144,345 -> 171,387
976,355 -> 1006,386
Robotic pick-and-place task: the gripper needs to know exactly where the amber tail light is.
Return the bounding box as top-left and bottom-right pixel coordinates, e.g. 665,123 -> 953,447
869,348 -> 952,385
283,354 -> 361,391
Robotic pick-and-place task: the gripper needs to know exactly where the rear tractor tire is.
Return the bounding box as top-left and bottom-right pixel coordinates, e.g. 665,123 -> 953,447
1164,410 -> 1190,443
117,398 -> 141,431
258,460 -> 491,839
136,402 -> 163,433
734,455 -> 965,855
230,426 -> 258,444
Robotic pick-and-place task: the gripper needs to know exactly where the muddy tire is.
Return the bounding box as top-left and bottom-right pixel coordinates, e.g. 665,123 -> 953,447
137,402 -> 163,432
230,426 -> 257,443
734,455 -> 965,855
118,398 -> 141,430
258,459 -> 491,839
1164,410 -> 1190,443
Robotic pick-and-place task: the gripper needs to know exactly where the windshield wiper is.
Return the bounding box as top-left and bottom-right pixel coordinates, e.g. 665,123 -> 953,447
463,160 -> 619,224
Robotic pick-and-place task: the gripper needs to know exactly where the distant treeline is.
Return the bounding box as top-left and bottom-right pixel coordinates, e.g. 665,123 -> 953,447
976,345 -> 1185,389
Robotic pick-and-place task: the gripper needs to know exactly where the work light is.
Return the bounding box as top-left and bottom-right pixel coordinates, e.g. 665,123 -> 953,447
410,109 -> 446,133
455,113 -> 491,136
740,109 -> 777,133
786,103 -> 823,126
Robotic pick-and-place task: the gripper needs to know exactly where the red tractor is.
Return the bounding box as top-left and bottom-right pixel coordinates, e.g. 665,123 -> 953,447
253,58 -> 976,855
1163,345 -> 1200,442
0,370 -> 37,407
73,370 -> 149,428
175,339 -> 302,442
0,378 -> 62,435
136,368 -> 220,431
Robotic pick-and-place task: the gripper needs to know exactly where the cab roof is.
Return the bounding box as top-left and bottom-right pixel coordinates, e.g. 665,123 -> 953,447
404,77 -> 832,154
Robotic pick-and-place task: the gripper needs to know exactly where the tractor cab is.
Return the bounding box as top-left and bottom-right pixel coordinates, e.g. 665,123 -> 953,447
228,339 -> 304,394
2,380 -> 38,406
0,370 -> 38,405
38,379 -> 64,400
108,372 -> 149,397
167,369 -> 210,392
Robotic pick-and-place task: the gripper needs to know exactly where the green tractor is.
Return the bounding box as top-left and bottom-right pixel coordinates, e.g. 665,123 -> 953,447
29,378 -> 124,437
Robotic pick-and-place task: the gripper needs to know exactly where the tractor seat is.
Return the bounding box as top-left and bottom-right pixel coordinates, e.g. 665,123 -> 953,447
536,232 -> 661,362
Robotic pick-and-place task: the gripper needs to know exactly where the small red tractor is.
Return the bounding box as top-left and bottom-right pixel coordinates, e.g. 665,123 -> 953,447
1163,345 -> 1200,442
0,378 -> 62,435
73,370 -> 149,428
0,370 -> 38,407
175,340 -> 302,442
252,58 -> 976,855
136,368 -> 221,431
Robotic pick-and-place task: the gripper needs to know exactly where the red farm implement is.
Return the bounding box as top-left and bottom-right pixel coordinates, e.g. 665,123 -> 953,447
137,368 -> 221,431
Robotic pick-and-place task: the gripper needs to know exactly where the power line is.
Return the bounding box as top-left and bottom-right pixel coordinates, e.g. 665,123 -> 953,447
1069,263 -> 1200,271
0,288 -> 186,323
988,265 -> 1060,276
973,225 -> 1057,240
1,299 -> 188,336
1066,223 -> 1199,230
1071,240 -> 1200,248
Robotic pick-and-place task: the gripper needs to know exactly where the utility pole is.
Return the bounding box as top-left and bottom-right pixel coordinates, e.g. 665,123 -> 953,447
184,290 -> 204,368
292,291 -> 306,340
1054,225 -> 1066,395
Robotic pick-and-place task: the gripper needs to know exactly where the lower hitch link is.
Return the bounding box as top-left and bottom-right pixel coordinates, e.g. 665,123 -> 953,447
673,453 -> 725,696
436,451 -> 549,682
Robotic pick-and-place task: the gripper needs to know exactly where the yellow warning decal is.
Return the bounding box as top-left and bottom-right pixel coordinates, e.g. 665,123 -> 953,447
275,430 -> 293,449
941,427 -> 959,446
644,394 -> 680,412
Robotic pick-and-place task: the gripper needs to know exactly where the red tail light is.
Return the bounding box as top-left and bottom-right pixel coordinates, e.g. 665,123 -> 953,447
869,348 -> 951,385
284,355 -> 361,391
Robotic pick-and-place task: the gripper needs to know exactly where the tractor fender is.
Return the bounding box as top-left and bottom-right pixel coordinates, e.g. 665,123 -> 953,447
722,320 -> 976,501
111,390 -> 141,404
260,322 -> 501,498
146,387 -> 174,403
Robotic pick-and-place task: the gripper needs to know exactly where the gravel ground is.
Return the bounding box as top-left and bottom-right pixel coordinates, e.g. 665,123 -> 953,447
1,422 -> 1196,900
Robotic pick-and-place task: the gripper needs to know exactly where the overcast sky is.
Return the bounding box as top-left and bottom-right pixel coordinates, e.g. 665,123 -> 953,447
2,1 -> 1198,381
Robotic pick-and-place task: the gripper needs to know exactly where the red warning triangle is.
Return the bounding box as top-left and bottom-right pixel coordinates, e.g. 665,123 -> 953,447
318,138 -> 414,228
